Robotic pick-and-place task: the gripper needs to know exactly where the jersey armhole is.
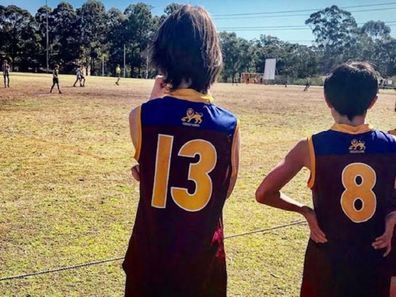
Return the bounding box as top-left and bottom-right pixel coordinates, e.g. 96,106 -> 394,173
230,119 -> 240,177
133,106 -> 142,161
307,136 -> 316,189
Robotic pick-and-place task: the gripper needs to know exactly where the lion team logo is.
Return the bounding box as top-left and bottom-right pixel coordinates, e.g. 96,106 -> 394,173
181,108 -> 203,126
349,139 -> 366,153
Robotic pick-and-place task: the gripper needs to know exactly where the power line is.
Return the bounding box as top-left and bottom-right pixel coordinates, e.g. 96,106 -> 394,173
0,220 -> 306,282
214,7 -> 396,20
218,20 -> 396,31
212,2 -> 396,17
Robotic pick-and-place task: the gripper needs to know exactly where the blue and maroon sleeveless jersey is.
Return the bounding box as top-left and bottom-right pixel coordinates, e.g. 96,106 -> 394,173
301,124 -> 396,297
123,89 -> 238,297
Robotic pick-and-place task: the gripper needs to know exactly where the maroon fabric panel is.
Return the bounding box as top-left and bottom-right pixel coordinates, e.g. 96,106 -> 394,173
123,122 -> 234,296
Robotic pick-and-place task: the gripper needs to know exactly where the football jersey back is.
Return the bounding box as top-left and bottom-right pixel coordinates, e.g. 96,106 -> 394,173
123,89 -> 238,297
301,124 -> 396,297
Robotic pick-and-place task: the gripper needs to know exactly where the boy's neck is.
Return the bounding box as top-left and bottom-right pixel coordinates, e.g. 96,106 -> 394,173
175,80 -> 191,90
331,109 -> 366,126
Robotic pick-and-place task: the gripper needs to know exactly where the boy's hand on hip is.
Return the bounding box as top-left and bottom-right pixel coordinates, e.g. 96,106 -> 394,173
301,206 -> 328,244
131,165 -> 140,182
149,75 -> 169,100
372,230 -> 393,257
372,215 -> 395,257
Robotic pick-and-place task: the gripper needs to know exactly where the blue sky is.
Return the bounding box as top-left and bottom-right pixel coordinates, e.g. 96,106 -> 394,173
1,0 -> 396,44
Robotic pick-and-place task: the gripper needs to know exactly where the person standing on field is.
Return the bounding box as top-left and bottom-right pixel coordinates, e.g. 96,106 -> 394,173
73,66 -> 85,87
50,64 -> 62,94
2,60 -> 10,88
73,66 -> 82,87
115,64 -> 121,85
124,5 -> 240,297
256,62 -> 396,297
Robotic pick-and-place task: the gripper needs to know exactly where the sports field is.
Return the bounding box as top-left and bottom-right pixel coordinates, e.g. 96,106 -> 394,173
0,73 -> 395,296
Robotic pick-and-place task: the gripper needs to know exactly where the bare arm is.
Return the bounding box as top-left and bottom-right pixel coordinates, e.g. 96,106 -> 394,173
227,124 -> 240,198
255,139 -> 327,243
372,210 -> 396,257
149,75 -> 169,100
129,107 -> 141,181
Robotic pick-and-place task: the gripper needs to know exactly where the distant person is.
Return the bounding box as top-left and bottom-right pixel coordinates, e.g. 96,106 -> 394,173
256,62 -> 396,297
50,64 -> 62,94
303,79 -> 311,91
232,73 -> 239,86
2,59 -> 10,88
80,66 -> 86,87
73,66 -> 85,87
115,64 -> 121,86
124,5 -> 239,297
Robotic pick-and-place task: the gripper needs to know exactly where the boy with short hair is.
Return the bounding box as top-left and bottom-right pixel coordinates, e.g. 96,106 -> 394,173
256,62 -> 396,297
2,59 -> 10,88
124,5 -> 239,297
50,64 -> 62,94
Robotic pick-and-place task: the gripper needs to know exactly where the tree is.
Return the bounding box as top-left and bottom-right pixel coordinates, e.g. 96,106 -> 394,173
164,3 -> 182,15
219,32 -> 255,82
361,21 -> 391,40
306,5 -> 359,72
76,0 -> 108,74
51,2 -> 79,70
123,3 -> 154,77
107,8 -> 126,73
0,5 -> 40,70
35,5 -> 54,69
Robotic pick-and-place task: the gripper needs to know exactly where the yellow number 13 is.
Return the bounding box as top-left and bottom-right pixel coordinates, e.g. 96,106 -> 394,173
151,134 -> 217,212
340,163 -> 377,223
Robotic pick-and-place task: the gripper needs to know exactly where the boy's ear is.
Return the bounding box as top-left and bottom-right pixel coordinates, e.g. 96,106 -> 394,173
367,95 -> 378,110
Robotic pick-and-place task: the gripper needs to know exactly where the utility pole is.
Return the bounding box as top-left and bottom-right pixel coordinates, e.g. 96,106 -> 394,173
146,51 -> 149,79
102,56 -> 104,76
123,44 -> 126,78
46,0 -> 49,73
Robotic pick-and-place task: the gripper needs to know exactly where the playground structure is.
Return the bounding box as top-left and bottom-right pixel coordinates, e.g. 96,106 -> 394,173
241,72 -> 263,84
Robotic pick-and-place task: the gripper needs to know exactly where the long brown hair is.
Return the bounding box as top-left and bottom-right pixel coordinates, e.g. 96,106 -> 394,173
150,5 -> 222,94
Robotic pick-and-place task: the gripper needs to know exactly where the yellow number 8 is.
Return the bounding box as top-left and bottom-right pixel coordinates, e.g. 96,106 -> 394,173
340,163 -> 377,223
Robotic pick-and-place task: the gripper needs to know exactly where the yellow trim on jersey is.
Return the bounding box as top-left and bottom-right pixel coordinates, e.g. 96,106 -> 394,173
307,136 -> 316,189
331,123 -> 373,134
133,106 -> 142,161
230,119 -> 240,179
168,89 -> 214,103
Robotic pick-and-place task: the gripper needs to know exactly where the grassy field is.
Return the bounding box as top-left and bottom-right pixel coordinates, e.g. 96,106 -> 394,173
0,73 -> 395,297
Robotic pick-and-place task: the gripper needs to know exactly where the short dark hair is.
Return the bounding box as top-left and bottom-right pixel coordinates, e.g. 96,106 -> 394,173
324,62 -> 378,120
150,5 -> 222,94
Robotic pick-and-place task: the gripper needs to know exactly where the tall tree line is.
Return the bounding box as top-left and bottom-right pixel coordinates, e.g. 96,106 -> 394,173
0,2 -> 395,79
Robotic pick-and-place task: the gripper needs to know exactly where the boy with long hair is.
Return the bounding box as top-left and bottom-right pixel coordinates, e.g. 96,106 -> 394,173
124,5 -> 239,297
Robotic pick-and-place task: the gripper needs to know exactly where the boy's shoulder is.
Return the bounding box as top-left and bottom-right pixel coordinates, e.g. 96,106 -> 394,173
140,97 -> 238,133
311,128 -> 396,155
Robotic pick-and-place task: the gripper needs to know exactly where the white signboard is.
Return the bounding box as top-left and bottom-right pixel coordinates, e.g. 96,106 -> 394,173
263,58 -> 276,80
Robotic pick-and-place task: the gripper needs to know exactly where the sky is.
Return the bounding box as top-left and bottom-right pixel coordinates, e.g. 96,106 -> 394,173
1,0 -> 396,45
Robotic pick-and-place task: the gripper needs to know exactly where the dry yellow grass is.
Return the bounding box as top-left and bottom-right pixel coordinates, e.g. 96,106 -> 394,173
0,73 -> 395,296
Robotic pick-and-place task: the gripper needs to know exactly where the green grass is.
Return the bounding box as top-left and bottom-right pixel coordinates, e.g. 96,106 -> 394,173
0,74 -> 395,296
